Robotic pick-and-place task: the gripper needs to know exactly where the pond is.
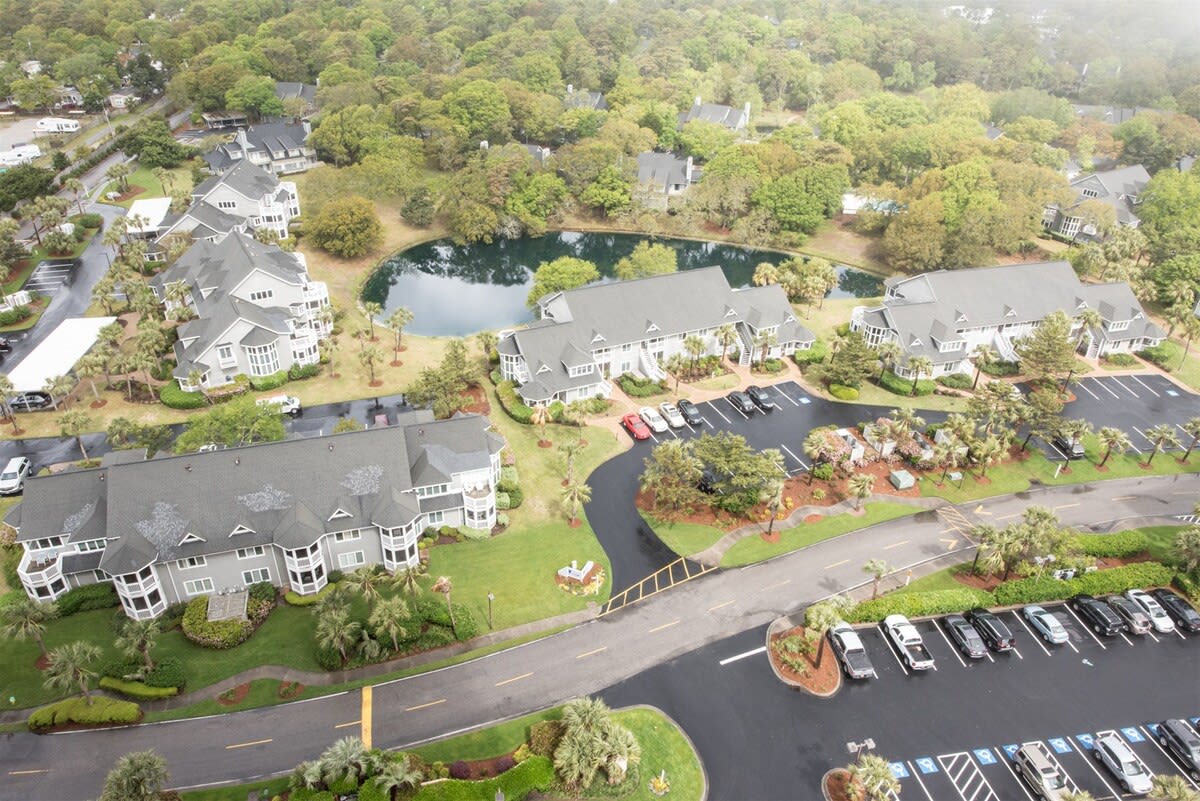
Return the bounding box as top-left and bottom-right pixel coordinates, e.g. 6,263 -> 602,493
361,231 -> 884,337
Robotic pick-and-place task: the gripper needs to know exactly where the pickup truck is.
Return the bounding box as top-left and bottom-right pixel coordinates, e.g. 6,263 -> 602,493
883,614 -> 935,671
828,622 -> 876,679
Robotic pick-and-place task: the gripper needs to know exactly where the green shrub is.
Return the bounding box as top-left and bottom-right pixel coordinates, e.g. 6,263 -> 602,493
992,563 -> 1176,606
529,719 -> 565,756
1073,531 -> 1149,558
616,372 -> 668,397
834,322 -> 851,336
412,756 -> 554,801
495,492 -> 511,510
358,780 -> 389,801
496,380 -> 535,424
150,361 -> 172,381
249,370 -> 289,391
285,582 -> 340,606
99,676 -> 179,699
811,463 -> 834,481
1174,572 -> 1200,601
181,597 -> 253,648
57,582 -> 118,615
329,776 -> 359,794
980,360 -> 1020,377
72,212 -> 104,229
848,588 -> 994,623
499,465 -> 519,490
495,513 -> 510,528
507,487 -> 524,508
289,790 -> 335,801
828,383 -> 859,400
159,382 -> 207,409
248,581 -> 277,604
0,305 -> 32,325
413,626 -> 457,651
548,399 -> 565,422
489,369 -> 502,385
459,526 -> 490,541
28,697 -> 141,731
936,373 -> 973,389
583,396 -> 610,414
144,657 -> 185,689
1102,353 -> 1139,367
315,645 -> 342,671
879,369 -> 934,396
793,340 -> 828,367
327,570 -> 344,583
288,362 -> 321,380
1137,344 -> 1174,369
754,358 -> 785,373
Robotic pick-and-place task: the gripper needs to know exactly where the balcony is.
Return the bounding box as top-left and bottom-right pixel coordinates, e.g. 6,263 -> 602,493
19,549 -> 66,598
302,281 -> 329,304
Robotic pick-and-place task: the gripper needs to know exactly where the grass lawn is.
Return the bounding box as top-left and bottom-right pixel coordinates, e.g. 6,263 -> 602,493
100,164 -> 193,208
1138,525 -> 1187,564
892,564 -> 970,595
642,512 -> 726,557
416,707 -> 562,763
720,502 -> 918,568
425,519 -> 611,630
1143,338 -> 1200,394
181,776 -> 291,801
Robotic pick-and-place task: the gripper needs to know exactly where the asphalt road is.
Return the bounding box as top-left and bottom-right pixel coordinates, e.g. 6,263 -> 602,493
2,474 -> 1195,801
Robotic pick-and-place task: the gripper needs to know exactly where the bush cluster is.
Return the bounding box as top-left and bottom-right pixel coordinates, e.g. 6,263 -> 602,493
936,373 -> 973,389
1137,344 -> 1173,369
71,212 -> 104,229
499,466 -> 519,490
1175,573 -> 1200,600
616,373 -> 668,397
793,339 -> 828,368
450,760 -> 471,779
57,582 -> 119,615
0,305 -> 32,326
1102,353 -> 1139,367
412,756 -> 554,801
248,581 -> 277,604
102,656 -> 185,689
495,380 -> 534,424
979,360 -> 1020,377
249,371 -> 289,391
754,358 -> 785,373
529,720 -> 565,756
992,563 -> 1176,605
828,383 -> 859,400
288,362 -> 321,381
285,582 -> 340,606
98,676 -> 179,699
810,463 -> 835,481
848,588 -> 994,623
507,487 -> 524,508
495,492 -> 511,510
28,697 -> 141,731
159,382 -> 208,409
1072,531 -> 1148,559
879,369 -> 934,396
181,597 -> 253,648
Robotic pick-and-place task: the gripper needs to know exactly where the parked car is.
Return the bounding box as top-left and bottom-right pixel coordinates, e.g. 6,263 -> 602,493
1051,434 -> 1086,460
1023,605 -> 1069,644
0,456 -> 32,495
658,402 -> 686,428
943,614 -> 987,659
883,614 -> 935,670
726,391 -> 756,416
1104,594 -> 1151,635
8,391 -> 52,411
676,399 -> 703,426
697,467 -> 719,494
828,622 -> 876,679
1156,719 -> 1200,780
1013,744 -> 1069,800
255,394 -> 301,415
638,406 -> 668,433
1151,588 -> 1200,633
621,413 -> 651,441
744,385 -> 777,412
1125,589 -> 1175,633
1070,594 -> 1125,636
964,607 -> 1015,651
1093,732 -> 1153,795
0,336 -> 11,353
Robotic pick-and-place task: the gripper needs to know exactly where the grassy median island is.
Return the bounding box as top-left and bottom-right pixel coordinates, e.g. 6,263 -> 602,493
719,503 -> 919,568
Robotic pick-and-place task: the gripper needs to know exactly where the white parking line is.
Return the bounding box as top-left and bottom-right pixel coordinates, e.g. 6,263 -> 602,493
772,384 -> 800,406
1179,423 -> 1195,441
1118,631 -> 1133,646
1021,742 -> 1080,794
698,416 -> 713,428
1091,377 -> 1121,398
1110,376 -> 1139,398
1174,627 -> 1188,640
779,443 -> 808,470
999,753 -> 1037,801
705,402 -> 731,425
1142,725 -> 1200,790
1131,425 -> 1156,447
648,432 -> 659,444
938,752 -> 999,801
934,621 -> 968,668
1131,375 -> 1160,396
1010,611 -> 1052,657
1063,604 -> 1107,650
878,624 -> 910,676
1097,729 -> 1156,783
1074,380 -> 1100,400
906,761 -> 937,801
1070,736 -> 1125,799
1147,628 -> 1160,643
727,401 -> 750,420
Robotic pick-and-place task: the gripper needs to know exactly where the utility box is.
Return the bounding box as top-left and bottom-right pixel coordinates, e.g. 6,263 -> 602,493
889,470 -> 915,490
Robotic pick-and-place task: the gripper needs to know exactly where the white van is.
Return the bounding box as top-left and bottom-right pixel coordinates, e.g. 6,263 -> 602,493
0,456 -> 32,495
35,117 -> 81,133
256,394 -> 301,415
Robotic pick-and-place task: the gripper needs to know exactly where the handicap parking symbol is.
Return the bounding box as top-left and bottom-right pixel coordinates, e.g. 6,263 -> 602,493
1146,723 -> 1160,736
915,757 -> 938,774
1121,726 -> 1145,743
1002,744 -> 1020,759
889,762 -> 909,779
973,748 -> 997,765
1190,717 -> 1200,728
1049,738 -> 1071,754
1166,389 -> 1179,397
799,397 -> 811,404
1076,733 -> 1095,750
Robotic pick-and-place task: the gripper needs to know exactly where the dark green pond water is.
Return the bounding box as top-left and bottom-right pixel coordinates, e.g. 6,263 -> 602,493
362,231 -> 884,336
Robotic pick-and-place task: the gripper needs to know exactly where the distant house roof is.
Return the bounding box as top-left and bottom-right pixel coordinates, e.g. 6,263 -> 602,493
564,85 -> 606,111
679,97 -> 750,132
1071,105 -> 1161,125
523,144 -> 552,166
193,159 -> 282,202
1065,164 -> 1150,227
274,82 -> 316,107
635,151 -> 697,192
204,121 -> 312,173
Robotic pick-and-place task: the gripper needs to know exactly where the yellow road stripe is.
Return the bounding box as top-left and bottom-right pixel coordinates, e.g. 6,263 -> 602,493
1053,502 -> 1080,510
1112,496 -> 1137,501
225,738 -> 272,750
760,579 -> 791,591
883,539 -> 910,550
823,559 -> 850,570
648,619 -> 680,633
334,720 -> 360,729
8,770 -> 49,776
576,646 -> 607,659
361,685 -> 372,750
406,698 -> 446,712
707,600 -> 735,612
495,672 -> 534,687
996,513 -> 1021,520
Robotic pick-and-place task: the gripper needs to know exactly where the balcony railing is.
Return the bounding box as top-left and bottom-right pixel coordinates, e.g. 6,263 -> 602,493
19,549 -> 64,586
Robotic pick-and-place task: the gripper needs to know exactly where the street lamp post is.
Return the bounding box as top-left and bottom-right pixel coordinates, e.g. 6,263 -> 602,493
487,592 -> 495,630
846,738 -> 876,764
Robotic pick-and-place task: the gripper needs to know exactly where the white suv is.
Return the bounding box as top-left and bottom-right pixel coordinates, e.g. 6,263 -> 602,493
1093,732 -> 1152,795
256,394 -> 301,415
0,456 -> 31,494
1125,588 -> 1175,633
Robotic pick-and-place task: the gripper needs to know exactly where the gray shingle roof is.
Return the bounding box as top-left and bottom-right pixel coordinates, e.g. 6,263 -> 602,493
636,152 -> 695,191
194,160 -> 281,201
679,99 -> 748,130
274,82 -> 316,105
203,122 -> 312,173
1063,165 -> 1150,227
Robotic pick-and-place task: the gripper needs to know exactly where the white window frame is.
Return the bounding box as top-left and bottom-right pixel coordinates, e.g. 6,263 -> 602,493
426,510 -> 445,525
249,289 -> 274,302
337,550 -> 365,569
242,567 -> 271,584
217,200 -> 237,210
177,556 -> 207,569
236,546 -> 265,560
333,530 -> 361,542
183,577 -> 214,596
216,344 -> 235,367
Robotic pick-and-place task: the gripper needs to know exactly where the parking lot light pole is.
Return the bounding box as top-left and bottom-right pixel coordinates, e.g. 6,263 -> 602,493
487,592 -> 495,630
846,738 -> 875,764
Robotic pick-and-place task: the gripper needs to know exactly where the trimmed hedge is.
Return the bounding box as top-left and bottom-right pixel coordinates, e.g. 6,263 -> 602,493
57,582 -> 118,615
616,372 -> 668,397
159,382 -> 208,409
1102,353 -> 1139,367
249,370 -> 289,391
1137,343 -> 1173,369
0,305 -> 32,325
288,790 -> 335,801
495,492 -> 511,510
101,656 -> 185,689
979,360 -> 1020,377
991,563 -> 1176,606
499,465 -> 519,490
248,581 -> 277,604
99,676 -> 179,699
28,697 -> 141,731
879,369 -> 934,397
181,597 -> 253,648
936,373 -> 973,389
496,380 -> 534,424
1073,531 -> 1148,559
288,362 -> 321,380
828,383 -> 859,400
507,487 -> 523,508
285,582 -> 340,606
413,755 -> 554,801
848,588 -> 994,623
793,339 -> 828,367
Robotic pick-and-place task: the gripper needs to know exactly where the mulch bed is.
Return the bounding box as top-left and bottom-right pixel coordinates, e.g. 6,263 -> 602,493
278,681 -> 304,700
461,384 -> 491,415
769,627 -> 840,695
445,750 -> 521,781
217,682 -> 251,707
824,768 -> 864,801
950,552 -> 1156,592
113,186 -> 146,202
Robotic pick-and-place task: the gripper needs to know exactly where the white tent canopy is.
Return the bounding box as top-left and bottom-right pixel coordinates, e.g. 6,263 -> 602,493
7,316 -> 117,393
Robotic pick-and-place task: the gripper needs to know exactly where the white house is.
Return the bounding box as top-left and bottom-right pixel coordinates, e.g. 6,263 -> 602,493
1043,165 -> 1150,242
678,96 -> 751,132
204,122 -> 317,176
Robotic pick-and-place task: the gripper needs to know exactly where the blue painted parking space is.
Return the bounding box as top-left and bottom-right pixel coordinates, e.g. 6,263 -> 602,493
1002,744 -> 1019,759
973,747 -> 996,765
888,762 -> 909,779
914,756 -> 938,774
1121,725 -> 1145,743
1048,737 -> 1071,754
1075,733 -> 1094,749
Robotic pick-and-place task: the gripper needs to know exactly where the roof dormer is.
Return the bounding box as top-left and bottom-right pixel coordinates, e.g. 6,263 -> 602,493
646,320 -> 660,333
179,532 -> 205,545
328,508 -> 353,522
229,524 -> 254,537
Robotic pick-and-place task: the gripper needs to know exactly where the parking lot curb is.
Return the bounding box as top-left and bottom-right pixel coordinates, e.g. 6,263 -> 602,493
764,614 -> 842,698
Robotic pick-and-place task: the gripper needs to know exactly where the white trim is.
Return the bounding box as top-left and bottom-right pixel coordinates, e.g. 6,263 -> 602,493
179,533 -> 205,545
242,567 -> 270,584
236,546 -> 265,560
177,555 -> 207,569
337,550 -> 365,568
183,577 -> 214,596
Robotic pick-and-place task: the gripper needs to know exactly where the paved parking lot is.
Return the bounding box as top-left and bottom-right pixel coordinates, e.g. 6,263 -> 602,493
21,259 -> 78,295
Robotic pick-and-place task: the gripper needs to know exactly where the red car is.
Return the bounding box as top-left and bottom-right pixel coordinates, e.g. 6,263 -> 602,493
622,412 -> 651,440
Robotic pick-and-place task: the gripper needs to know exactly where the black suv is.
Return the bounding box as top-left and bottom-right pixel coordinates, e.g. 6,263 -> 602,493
1156,719 -> 1200,780
0,336 -> 11,353
726,391 -> 756,416
676,398 -> 703,427
9,391 -> 52,411
1070,594 -> 1125,636
744,385 -> 777,412
964,607 -> 1015,651
1051,434 -> 1086,459
1152,588 -> 1200,633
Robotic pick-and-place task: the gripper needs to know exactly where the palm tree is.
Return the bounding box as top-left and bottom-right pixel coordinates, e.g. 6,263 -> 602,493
391,565 -> 426,596
716,323 -> 737,364
106,162 -> 131,192
804,595 -> 853,667
346,566 -> 384,613
1175,527 -> 1200,573
1144,424 -> 1180,466
75,351 -> 108,404
1073,308 -> 1103,350
115,618 -> 160,672
363,301 -> 383,340
531,403 -> 551,446
561,479 -> 592,525
969,523 -> 999,575
43,373 -> 74,410
99,749 -> 170,801
934,436 -> 964,484
889,407 -> 925,439
319,736 -> 369,786
848,472 -> 875,510
1149,774 -> 1198,801
1,597 -> 59,658
970,344 -> 998,390
476,330 -> 498,372
1178,315 -> 1200,369
1097,426 -> 1131,467
906,355 -> 933,395
875,340 -> 903,381
359,345 -> 383,385
1180,417 -> 1200,463
374,756 -> 423,800
43,641 -> 101,703
862,558 -> 891,600
762,476 -> 786,538
752,262 -> 780,287
321,336 -> 339,377
63,177 -> 88,215
754,328 -> 777,366
387,307 -> 414,358
850,753 -> 900,801
559,440 -> 582,484
0,373 -> 19,434
802,430 -> 828,485
368,596 -> 410,653
566,399 -> 590,443
683,334 -> 706,374
315,607 -> 361,665
60,409 -> 93,460
1055,418 -> 1092,460
432,576 -> 456,637
972,435 -> 1005,478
